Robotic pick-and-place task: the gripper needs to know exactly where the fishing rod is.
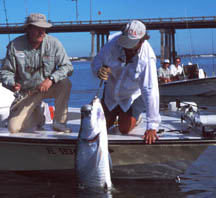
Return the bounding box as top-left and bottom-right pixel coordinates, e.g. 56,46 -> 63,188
95,80 -> 104,98
95,65 -> 111,98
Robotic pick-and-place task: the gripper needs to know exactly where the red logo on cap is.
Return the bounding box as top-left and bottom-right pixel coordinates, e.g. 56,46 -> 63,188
129,29 -> 137,37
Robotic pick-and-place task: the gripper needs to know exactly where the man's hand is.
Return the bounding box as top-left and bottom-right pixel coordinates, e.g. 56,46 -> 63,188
143,129 -> 158,144
97,65 -> 111,80
39,78 -> 52,92
14,83 -> 21,92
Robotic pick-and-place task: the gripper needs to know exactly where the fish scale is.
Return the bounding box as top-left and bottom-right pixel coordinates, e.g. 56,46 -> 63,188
75,98 -> 112,190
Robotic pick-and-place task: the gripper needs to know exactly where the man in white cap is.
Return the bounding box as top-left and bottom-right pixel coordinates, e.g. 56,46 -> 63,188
1,13 -> 73,133
157,59 -> 172,84
91,20 -> 161,144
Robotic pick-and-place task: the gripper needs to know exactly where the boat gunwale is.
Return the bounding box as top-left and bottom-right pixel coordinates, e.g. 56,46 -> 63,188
159,76 -> 216,87
0,135 -> 215,145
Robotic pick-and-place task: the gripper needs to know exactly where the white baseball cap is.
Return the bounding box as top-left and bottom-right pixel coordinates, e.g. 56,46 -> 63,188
163,59 -> 170,64
118,20 -> 146,49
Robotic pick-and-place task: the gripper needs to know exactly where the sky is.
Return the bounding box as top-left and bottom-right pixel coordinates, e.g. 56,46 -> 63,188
0,0 -> 215,58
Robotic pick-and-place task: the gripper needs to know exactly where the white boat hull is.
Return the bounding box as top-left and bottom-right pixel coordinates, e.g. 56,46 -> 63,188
159,77 -> 216,106
0,107 -> 216,179
0,136 -> 213,180
0,138 -> 75,171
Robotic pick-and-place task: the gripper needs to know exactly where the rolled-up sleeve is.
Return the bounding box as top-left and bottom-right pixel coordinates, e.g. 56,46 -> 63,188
139,57 -> 161,130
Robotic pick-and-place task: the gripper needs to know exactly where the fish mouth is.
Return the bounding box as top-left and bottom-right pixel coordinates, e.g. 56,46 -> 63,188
80,133 -> 100,143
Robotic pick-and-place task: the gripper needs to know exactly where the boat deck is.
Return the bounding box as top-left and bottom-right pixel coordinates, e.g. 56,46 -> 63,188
0,107 -> 213,144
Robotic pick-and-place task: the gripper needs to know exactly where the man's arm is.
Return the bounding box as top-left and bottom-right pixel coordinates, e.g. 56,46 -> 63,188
91,36 -> 117,78
139,57 -> 161,144
1,43 -> 17,91
49,39 -> 74,83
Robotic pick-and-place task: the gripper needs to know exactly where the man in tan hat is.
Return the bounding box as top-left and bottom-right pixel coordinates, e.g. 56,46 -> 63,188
91,20 -> 161,144
1,13 -> 73,133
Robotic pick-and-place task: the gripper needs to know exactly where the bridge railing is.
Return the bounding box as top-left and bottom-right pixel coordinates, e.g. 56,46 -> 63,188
0,16 -> 215,27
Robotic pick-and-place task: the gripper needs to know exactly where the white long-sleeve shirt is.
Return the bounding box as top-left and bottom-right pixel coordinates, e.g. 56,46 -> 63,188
169,64 -> 183,76
91,35 -> 161,130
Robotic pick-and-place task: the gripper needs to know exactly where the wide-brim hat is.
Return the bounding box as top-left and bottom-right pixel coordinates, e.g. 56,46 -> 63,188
118,20 -> 146,49
25,13 -> 52,28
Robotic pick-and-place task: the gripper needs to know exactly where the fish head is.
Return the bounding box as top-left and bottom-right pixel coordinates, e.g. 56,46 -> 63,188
79,98 -> 106,141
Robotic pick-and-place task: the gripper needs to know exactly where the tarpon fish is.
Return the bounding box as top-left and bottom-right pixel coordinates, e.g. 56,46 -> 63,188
75,97 -> 112,191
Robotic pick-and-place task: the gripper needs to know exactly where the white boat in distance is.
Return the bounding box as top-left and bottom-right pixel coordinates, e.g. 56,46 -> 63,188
0,102 -> 216,180
159,76 -> 216,107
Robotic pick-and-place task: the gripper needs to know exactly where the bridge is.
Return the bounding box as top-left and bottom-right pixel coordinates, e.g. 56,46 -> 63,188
0,16 -> 216,62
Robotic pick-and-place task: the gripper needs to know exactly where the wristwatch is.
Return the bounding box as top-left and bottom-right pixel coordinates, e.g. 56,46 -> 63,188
48,76 -> 55,83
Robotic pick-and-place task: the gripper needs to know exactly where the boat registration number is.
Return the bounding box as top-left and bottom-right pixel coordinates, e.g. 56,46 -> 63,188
46,146 -> 75,155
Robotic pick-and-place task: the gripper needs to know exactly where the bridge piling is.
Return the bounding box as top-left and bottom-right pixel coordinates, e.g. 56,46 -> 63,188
90,31 -> 95,57
160,29 -> 176,64
95,31 -> 110,54
160,29 -> 164,64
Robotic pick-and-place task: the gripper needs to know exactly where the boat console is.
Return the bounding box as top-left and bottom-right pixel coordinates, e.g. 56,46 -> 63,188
183,64 -> 199,79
